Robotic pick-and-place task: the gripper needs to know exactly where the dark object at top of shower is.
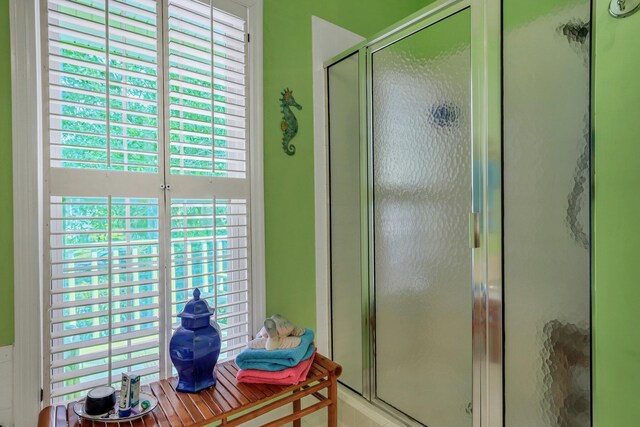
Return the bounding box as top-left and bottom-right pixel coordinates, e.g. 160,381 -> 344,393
559,20 -> 590,44
429,102 -> 459,128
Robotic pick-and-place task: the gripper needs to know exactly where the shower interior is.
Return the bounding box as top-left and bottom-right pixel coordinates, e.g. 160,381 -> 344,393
326,0 -> 592,426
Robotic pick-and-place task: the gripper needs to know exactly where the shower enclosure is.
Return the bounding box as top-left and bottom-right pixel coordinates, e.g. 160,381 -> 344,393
325,0 -> 592,426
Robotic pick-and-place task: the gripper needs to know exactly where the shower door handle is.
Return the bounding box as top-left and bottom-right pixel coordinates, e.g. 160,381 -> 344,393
469,212 -> 480,249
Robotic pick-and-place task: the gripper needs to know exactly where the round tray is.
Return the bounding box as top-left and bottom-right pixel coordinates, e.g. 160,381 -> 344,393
73,392 -> 158,423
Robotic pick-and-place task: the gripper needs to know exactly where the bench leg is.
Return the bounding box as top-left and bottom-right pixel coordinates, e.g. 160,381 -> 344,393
328,375 -> 338,427
293,393 -> 301,427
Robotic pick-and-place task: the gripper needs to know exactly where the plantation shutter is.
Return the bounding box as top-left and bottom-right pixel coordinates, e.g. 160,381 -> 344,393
48,196 -> 162,400
166,0 -> 251,362
44,0 -> 252,404
167,0 -> 247,178
48,0 -> 160,172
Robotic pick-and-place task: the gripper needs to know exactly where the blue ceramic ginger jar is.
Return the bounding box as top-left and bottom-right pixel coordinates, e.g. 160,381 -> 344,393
170,288 -> 221,393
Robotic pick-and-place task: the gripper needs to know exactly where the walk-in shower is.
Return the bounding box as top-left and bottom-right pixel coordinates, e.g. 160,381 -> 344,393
325,0 -> 592,425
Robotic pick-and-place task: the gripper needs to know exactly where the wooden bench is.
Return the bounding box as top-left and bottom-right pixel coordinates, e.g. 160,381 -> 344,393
38,353 -> 342,427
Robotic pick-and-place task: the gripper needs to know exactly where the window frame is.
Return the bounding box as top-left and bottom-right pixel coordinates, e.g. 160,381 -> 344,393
10,0 -> 264,422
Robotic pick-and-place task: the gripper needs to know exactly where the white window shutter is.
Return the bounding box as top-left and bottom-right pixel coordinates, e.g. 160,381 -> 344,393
168,0 -> 247,177
48,0 -> 160,172
44,0 -> 252,404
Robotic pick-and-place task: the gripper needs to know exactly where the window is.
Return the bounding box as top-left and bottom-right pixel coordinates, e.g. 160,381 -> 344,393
44,0 -> 254,403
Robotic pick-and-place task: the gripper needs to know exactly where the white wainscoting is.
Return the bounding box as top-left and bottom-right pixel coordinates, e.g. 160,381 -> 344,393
0,346 -> 14,427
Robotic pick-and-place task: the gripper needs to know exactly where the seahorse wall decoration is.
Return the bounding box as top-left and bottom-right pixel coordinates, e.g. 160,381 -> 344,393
280,88 -> 302,156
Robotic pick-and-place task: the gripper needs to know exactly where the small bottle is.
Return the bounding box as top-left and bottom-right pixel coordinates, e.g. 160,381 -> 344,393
118,374 -> 132,417
129,374 -> 141,408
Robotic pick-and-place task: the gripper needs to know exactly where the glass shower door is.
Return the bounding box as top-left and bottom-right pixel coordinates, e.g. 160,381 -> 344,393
370,8 -> 472,426
503,0 -> 592,425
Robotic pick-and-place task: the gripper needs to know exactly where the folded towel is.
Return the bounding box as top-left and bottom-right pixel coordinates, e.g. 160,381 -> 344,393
236,349 -> 317,385
235,329 -> 315,371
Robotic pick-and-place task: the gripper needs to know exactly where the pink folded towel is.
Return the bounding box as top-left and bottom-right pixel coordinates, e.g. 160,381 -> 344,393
236,349 -> 317,385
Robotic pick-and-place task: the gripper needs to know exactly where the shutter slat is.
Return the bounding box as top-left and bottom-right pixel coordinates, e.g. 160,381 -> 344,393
49,0 -> 106,15
109,13 -> 157,35
50,114 -> 157,131
167,285 -> 247,299
211,23 -> 245,44
212,43 -> 245,64
51,302 -> 160,323
108,63 -> 158,81
50,129 -> 158,144
171,60 -> 245,87
51,314 -> 160,340
109,37 -> 157,59
50,379 -> 109,400
51,339 -> 158,369
49,70 -> 106,87
49,54 -> 106,73
109,0 -> 156,21
108,55 -> 158,75
213,8 -> 245,31
49,40 -> 106,61
171,142 -> 246,158
51,353 -> 159,383
168,2 -> 210,23
169,24 -> 245,57
47,21 -> 106,47
50,327 -> 159,355
169,21 -> 210,46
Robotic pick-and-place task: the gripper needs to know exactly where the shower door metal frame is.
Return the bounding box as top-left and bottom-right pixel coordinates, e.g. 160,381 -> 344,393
469,0 -> 502,426
324,0 -> 503,424
365,3 -> 474,425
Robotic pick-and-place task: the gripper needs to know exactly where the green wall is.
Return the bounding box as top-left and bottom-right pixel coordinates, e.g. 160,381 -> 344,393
262,0 -> 433,329
0,2 -> 634,422
0,0 -> 14,347
592,1 -> 640,425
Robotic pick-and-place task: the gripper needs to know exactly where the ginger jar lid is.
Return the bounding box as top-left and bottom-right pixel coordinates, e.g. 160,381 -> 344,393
177,288 -> 214,320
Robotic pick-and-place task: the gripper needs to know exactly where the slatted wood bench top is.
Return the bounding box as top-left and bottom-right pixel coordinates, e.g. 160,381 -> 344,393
38,353 -> 343,427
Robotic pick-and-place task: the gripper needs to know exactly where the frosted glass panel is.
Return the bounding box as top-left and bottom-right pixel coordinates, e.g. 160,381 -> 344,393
371,9 -> 471,426
503,1 -> 591,426
328,53 -> 363,394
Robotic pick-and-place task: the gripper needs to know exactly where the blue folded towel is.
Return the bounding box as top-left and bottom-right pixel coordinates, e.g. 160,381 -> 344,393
235,328 -> 315,371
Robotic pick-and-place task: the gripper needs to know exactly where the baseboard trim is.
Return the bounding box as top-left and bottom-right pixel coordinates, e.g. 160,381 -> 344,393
0,345 -> 14,427
338,386 -> 405,427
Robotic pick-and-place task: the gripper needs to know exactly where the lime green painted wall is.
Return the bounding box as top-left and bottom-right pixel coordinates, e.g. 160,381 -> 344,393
0,0 -> 14,347
592,1 -> 640,425
263,0 -> 433,329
